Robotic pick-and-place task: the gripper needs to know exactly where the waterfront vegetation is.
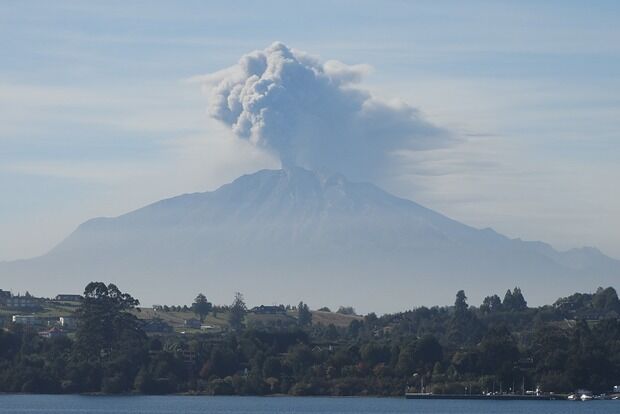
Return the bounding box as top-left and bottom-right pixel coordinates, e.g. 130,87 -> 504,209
0,283 -> 619,396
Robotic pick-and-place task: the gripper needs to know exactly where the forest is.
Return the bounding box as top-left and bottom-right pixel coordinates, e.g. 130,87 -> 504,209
0,282 -> 619,396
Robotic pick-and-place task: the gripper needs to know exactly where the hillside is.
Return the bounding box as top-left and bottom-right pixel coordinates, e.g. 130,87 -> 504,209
0,299 -> 360,334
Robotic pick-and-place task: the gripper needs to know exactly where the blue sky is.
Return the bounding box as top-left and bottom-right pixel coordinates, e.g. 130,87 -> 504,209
1,0 -> 619,260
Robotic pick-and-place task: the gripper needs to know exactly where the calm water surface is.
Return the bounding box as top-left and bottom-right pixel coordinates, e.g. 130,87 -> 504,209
0,395 -> 617,414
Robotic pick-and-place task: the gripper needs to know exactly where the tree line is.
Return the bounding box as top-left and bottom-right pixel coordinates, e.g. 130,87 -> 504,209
0,282 -> 619,395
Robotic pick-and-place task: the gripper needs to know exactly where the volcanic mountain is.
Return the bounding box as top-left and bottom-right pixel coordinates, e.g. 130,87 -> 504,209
2,167 -> 618,312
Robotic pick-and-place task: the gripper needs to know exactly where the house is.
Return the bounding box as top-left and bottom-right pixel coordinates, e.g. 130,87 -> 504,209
251,305 -> 286,314
614,385 -> 620,393
184,318 -> 201,329
12,315 -> 41,325
39,326 -> 64,339
200,324 -> 223,333
55,294 -> 82,302
312,345 -> 334,352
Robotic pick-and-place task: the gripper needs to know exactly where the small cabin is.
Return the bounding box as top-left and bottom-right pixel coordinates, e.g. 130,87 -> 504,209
55,294 -> 83,302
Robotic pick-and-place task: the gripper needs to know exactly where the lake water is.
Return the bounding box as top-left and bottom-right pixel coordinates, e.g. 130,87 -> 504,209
0,395 -> 617,414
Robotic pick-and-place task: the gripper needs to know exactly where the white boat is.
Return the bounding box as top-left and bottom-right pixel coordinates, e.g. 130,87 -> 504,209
580,393 -> 593,401
567,394 -> 577,401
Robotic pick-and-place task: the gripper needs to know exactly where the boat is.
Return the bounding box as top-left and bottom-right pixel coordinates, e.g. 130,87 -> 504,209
594,394 -> 612,400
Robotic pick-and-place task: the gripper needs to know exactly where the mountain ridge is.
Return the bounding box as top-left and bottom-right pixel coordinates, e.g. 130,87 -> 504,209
1,167 -> 618,312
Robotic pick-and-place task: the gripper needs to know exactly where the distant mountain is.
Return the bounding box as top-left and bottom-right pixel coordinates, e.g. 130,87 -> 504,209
2,167 -> 618,312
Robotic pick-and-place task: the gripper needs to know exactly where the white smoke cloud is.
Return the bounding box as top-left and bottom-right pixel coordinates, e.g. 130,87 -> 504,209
203,42 -> 452,181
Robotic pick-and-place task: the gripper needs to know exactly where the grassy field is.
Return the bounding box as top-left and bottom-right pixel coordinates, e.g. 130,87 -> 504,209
308,310 -> 362,327
0,301 -> 78,318
132,308 -> 230,332
1,301 -> 361,332
133,308 -> 360,330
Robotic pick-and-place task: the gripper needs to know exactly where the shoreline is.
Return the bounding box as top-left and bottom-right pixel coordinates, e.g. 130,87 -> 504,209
405,393 -> 566,401
0,392 -> 573,400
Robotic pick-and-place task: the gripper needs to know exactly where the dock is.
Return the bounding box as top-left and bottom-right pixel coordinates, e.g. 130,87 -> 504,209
405,393 -> 565,400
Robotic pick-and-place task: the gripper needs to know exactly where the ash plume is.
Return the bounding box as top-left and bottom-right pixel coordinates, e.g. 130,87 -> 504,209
203,42 -> 451,181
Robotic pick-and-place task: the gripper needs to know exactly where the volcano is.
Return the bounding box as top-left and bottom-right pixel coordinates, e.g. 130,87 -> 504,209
2,167 -> 618,312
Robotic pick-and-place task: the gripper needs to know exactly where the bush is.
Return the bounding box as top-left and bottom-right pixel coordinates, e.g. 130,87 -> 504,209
208,377 -> 235,395
101,374 -> 128,394
337,306 -> 356,315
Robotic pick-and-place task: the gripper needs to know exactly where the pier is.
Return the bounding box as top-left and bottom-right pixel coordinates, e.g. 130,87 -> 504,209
405,393 -> 565,400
